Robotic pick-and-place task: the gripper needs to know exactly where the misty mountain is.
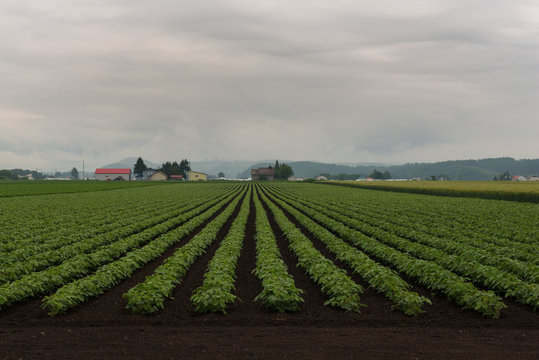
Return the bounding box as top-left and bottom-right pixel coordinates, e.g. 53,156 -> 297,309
247,158 -> 539,180
100,157 -> 538,180
101,157 -> 160,170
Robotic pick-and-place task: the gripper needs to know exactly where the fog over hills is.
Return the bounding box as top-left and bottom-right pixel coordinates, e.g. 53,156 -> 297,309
100,157 -> 539,180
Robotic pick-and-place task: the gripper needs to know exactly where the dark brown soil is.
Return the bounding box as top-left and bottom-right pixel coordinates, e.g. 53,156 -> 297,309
0,189 -> 538,360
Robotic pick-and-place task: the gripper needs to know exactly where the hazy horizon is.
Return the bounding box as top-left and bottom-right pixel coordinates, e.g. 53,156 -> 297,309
1,1 -> 538,171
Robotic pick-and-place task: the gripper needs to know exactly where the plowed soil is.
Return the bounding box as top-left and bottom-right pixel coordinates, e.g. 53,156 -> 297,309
1,193 -> 538,359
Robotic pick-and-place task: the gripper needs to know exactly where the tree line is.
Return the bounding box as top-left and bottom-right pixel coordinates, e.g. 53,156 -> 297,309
134,157 -> 191,178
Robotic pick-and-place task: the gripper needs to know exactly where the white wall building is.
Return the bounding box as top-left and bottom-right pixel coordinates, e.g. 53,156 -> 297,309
94,168 -> 132,181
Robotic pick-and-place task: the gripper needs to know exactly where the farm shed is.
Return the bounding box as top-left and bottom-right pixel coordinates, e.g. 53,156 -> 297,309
149,171 -> 168,181
188,171 -> 207,181
95,168 -> 131,181
169,175 -> 184,180
251,167 -> 275,180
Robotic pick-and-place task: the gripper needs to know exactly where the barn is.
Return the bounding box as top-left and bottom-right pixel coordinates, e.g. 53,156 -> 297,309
94,168 -> 132,181
149,171 -> 168,181
251,167 -> 275,180
187,171 -> 207,181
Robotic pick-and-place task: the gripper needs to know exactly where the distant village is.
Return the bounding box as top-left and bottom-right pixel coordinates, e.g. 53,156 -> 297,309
93,168 -> 208,181
1,157 -> 538,182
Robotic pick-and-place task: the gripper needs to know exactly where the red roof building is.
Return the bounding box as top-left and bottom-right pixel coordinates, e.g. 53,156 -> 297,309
94,168 -> 132,181
251,167 -> 275,180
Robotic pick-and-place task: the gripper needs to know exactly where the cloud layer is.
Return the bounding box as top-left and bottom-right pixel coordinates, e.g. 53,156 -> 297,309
1,0 -> 538,170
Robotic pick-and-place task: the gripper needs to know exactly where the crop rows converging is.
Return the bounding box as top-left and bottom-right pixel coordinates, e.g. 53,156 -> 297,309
0,181 -> 537,318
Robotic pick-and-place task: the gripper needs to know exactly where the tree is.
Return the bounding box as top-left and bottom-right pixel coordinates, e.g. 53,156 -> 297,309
368,169 -> 390,179
498,170 -> 512,181
275,162 -> 294,179
159,161 -> 180,176
159,159 -> 190,177
134,157 -> 147,175
179,159 -> 191,178
0,170 -> 17,180
218,172 -> 225,178
71,167 -> 79,180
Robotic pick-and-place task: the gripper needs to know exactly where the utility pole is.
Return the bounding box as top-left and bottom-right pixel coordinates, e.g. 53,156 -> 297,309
83,160 -> 85,180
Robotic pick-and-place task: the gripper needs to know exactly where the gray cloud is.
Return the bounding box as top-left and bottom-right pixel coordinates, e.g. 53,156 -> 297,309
0,0 -> 538,170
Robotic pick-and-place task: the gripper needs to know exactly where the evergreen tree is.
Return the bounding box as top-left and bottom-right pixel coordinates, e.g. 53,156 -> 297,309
367,169 -> 391,179
179,159 -> 191,178
159,159 -> 190,177
134,157 -> 148,175
70,167 -> 79,180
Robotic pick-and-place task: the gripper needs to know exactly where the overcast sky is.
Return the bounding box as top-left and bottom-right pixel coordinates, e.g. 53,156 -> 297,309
1,0 -> 538,171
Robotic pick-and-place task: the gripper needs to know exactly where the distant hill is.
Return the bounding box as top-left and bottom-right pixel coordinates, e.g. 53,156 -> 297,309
101,157 -> 539,181
247,158 -> 539,180
189,160 -> 267,179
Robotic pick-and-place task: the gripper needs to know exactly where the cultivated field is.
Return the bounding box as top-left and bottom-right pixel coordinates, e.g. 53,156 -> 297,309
0,181 -> 538,359
328,180 -> 539,203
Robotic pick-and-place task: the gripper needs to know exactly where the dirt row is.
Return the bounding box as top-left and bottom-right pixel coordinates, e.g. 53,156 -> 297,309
0,185 -> 537,359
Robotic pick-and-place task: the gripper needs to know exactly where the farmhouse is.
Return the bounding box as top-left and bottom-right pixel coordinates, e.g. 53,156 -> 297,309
251,167 -> 275,180
149,171 -> 168,181
188,171 -> 207,181
95,168 -> 131,181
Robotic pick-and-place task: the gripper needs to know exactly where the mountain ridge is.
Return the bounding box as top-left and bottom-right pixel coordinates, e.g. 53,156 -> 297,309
100,157 -> 539,180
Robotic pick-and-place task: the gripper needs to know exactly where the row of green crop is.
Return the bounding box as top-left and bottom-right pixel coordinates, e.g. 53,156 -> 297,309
270,186 -> 539,311
296,183 -> 537,244
271,183 -> 538,256
257,186 -> 364,312
0,187 -> 147,238
270,184 -> 539,277
2,185 -> 237,260
325,195 -> 539,265
41,186 -> 246,315
0,201 -> 129,245
0,184 -> 203,244
366,186 -> 537,245
322,180 -> 539,203
251,186 -> 304,312
122,188 -> 247,315
0,184 -> 242,245
0,180 -> 165,198
262,185 -> 505,317
331,203 -> 539,279
0,187 -> 237,284
0,198 -> 183,259
347,191 -> 537,248
259,186 -> 430,316
0,187 -> 243,313
190,186 -> 253,313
